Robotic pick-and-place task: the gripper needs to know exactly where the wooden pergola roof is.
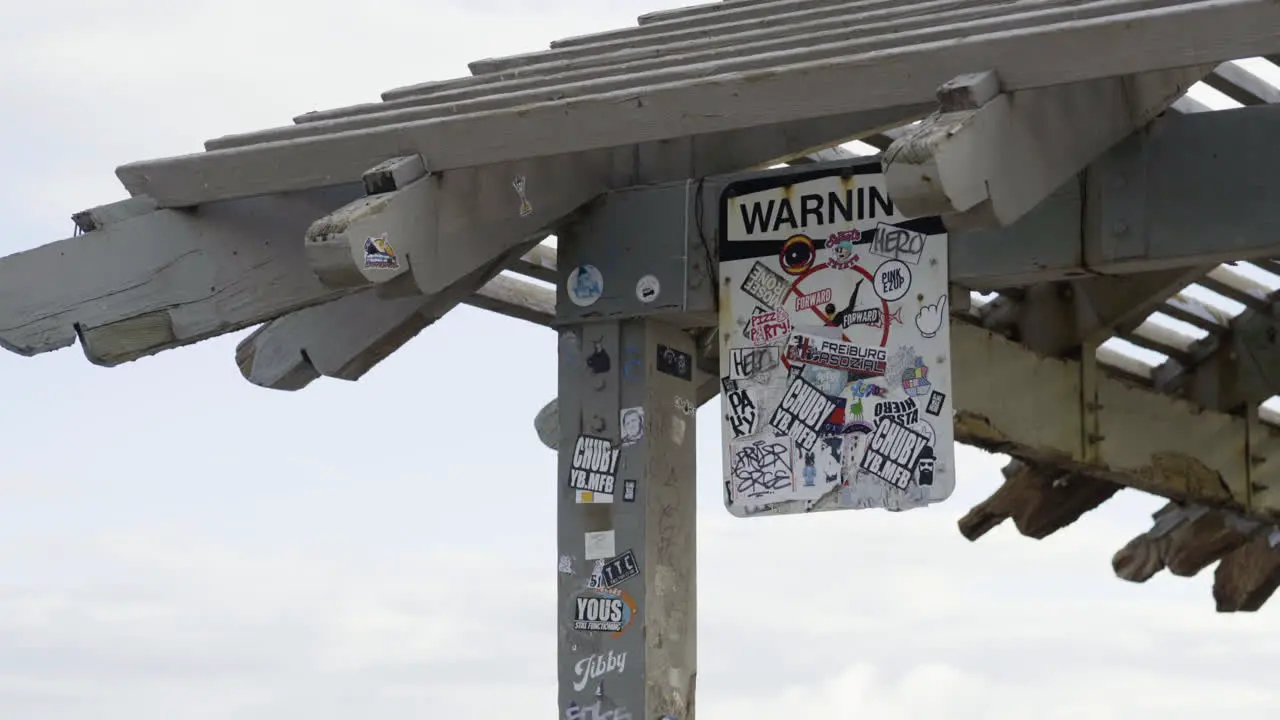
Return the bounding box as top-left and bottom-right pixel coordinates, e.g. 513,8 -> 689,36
7,0 -> 1280,610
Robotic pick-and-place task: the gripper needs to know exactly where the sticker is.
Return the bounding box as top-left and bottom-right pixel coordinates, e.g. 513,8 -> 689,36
779,234 -> 816,275
656,344 -> 692,381
795,287 -> 832,311
622,479 -> 637,502
729,346 -> 780,380
573,650 -> 628,692
600,549 -> 640,587
768,375 -> 838,451
584,530 -> 616,561
826,229 -> 862,269
587,559 -> 605,588
362,234 -> 399,270
915,444 -> 937,486
636,275 -> 661,303
572,587 -> 636,636
784,332 -> 887,379
559,555 -> 575,574
674,397 -> 696,416
870,221 -> 926,264
577,490 -> 613,504
873,259 -> 911,302
619,407 -> 645,446
740,261 -> 789,308
901,355 -> 931,397
745,308 -> 791,345
568,264 -> 604,307
729,436 -> 795,504
568,699 -> 635,720
670,415 -> 687,446
858,417 -> 930,489
915,294 -> 947,338
874,397 -> 920,427
720,376 -> 740,394
513,175 -> 533,217
569,435 -> 619,502
832,305 -> 902,331
724,386 -> 757,438
586,341 -> 611,374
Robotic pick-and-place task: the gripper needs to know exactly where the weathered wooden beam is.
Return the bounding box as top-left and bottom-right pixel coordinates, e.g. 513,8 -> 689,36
118,2 -> 1280,207
951,321 -> 1280,523
1213,533 -> 1280,611
0,185 -> 363,363
884,65 -> 1207,228
305,155 -> 428,289
532,319 -> 1280,523
229,135 -> 877,391
980,267 -> 1210,358
236,255 -> 547,388
957,459 -> 1122,541
1,116 -> 913,366
956,266 -> 1202,545
1112,502 -> 1262,582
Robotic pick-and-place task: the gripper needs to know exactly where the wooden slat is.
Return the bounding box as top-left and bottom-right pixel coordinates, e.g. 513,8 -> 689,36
958,459 -> 1122,541
1199,264 -> 1274,309
1160,293 -> 1234,331
450,0 -> 1070,96
583,0 -> 909,43
1200,60 -> 1280,104
636,0 -> 876,26
1123,321 -> 1198,362
119,0 -> 1280,208
0,186 -> 364,362
226,0 -> 1145,148
1096,344 -> 1155,383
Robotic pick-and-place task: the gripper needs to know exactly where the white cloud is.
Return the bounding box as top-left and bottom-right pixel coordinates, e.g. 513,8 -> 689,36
1,0 -> 1278,718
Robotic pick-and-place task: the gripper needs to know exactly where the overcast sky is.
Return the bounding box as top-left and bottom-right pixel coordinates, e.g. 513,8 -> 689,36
1,1 -> 1278,718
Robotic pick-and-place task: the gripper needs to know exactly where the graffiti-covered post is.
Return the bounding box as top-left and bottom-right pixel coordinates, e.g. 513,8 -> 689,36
555,320 -> 697,720
552,186 -> 710,720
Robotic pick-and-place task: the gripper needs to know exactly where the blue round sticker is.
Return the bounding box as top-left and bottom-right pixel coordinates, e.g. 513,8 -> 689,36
567,264 -> 604,307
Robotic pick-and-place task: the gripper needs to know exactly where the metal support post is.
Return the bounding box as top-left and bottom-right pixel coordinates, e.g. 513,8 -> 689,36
556,319 -> 697,720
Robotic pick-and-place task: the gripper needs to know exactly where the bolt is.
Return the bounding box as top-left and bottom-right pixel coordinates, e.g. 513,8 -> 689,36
591,416 -> 606,432
592,376 -> 606,391
1112,222 -> 1129,236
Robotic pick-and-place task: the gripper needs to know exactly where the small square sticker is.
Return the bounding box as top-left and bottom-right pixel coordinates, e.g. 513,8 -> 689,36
585,530 -> 616,560
925,390 -> 946,416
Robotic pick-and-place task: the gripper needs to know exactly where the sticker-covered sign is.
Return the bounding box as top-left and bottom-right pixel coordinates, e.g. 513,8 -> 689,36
717,164 -> 954,517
